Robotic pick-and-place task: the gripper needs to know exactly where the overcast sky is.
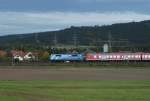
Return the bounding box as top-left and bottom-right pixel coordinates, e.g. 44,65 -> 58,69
0,0 -> 150,35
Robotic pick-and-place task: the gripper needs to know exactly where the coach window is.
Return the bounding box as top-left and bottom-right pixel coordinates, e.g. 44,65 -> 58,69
99,56 -> 101,58
124,55 -> 127,58
94,55 -> 97,58
113,55 -> 116,58
135,55 -> 138,58
145,55 -> 148,58
110,55 -> 112,58
117,55 -> 120,58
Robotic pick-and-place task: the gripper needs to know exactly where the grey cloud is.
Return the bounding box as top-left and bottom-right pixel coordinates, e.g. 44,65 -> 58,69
0,11 -> 150,35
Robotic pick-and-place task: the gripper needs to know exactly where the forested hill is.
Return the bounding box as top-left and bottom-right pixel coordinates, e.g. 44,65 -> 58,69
0,20 -> 150,50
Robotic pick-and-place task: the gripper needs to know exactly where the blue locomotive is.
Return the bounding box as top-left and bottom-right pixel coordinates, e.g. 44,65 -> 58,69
50,54 -> 84,62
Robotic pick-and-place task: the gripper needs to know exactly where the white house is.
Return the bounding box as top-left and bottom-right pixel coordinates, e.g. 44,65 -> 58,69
24,52 -> 36,61
13,55 -> 24,61
11,51 -> 36,62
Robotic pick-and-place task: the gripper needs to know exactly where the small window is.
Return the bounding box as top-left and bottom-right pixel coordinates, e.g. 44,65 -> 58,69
28,54 -> 32,57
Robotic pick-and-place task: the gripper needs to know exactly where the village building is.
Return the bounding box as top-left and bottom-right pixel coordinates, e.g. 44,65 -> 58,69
11,51 -> 37,62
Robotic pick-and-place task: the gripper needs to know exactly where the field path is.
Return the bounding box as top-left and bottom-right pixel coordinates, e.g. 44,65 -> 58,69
0,68 -> 150,80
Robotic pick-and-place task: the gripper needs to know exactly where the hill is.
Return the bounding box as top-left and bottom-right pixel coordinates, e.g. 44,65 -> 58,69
0,20 -> 150,51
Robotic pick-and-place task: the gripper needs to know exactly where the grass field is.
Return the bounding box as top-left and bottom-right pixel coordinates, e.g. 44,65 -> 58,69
0,80 -> 150,101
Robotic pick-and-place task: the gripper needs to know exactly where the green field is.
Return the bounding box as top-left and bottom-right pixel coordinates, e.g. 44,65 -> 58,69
0,81 -> 150,101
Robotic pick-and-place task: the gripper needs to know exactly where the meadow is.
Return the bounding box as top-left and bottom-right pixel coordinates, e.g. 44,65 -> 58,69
0,80 -> 150,101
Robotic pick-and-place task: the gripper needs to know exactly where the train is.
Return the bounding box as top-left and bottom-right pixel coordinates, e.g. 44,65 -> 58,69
50,52 -> 150,62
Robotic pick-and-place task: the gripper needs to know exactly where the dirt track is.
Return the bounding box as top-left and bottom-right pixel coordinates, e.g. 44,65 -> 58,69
0,68 -> 150,80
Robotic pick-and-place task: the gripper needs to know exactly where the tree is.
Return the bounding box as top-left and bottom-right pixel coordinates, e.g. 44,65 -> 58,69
38,51 -> 50,61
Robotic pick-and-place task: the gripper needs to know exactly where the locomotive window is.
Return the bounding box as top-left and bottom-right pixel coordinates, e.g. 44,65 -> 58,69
72,55 -> 78,57
56,55 -> 61,57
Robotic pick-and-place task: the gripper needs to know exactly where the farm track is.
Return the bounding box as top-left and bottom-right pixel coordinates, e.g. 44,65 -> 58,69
0,67 -> 150,80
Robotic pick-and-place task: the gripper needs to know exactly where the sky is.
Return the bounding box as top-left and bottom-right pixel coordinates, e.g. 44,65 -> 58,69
0,0 -> 150,35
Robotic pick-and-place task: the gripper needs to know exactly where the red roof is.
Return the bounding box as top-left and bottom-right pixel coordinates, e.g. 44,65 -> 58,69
0,50 -> 7,57
11,50 -> 26,57
11,50 -> 38,57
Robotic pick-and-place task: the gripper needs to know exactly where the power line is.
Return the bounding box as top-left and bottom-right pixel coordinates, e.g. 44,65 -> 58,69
108,32 -> 112,52
96,32 -> 130,52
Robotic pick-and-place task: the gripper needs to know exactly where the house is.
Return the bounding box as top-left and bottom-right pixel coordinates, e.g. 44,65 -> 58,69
11,50 -> 25,62
11,51 -> 37,62
24,52 -> 36,61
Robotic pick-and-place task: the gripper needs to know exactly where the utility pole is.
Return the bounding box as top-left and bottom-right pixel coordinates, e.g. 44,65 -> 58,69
35,33 -> 40,44
53,33 -> 58,47
96,32 -> 130,52
73,33 -> 78,48
35,33 -> 41,51
108,32 -> 112,52
19,34 -> 24,51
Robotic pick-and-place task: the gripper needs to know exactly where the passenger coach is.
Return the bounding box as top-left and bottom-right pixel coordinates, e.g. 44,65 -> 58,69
86,53 -> 142,61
